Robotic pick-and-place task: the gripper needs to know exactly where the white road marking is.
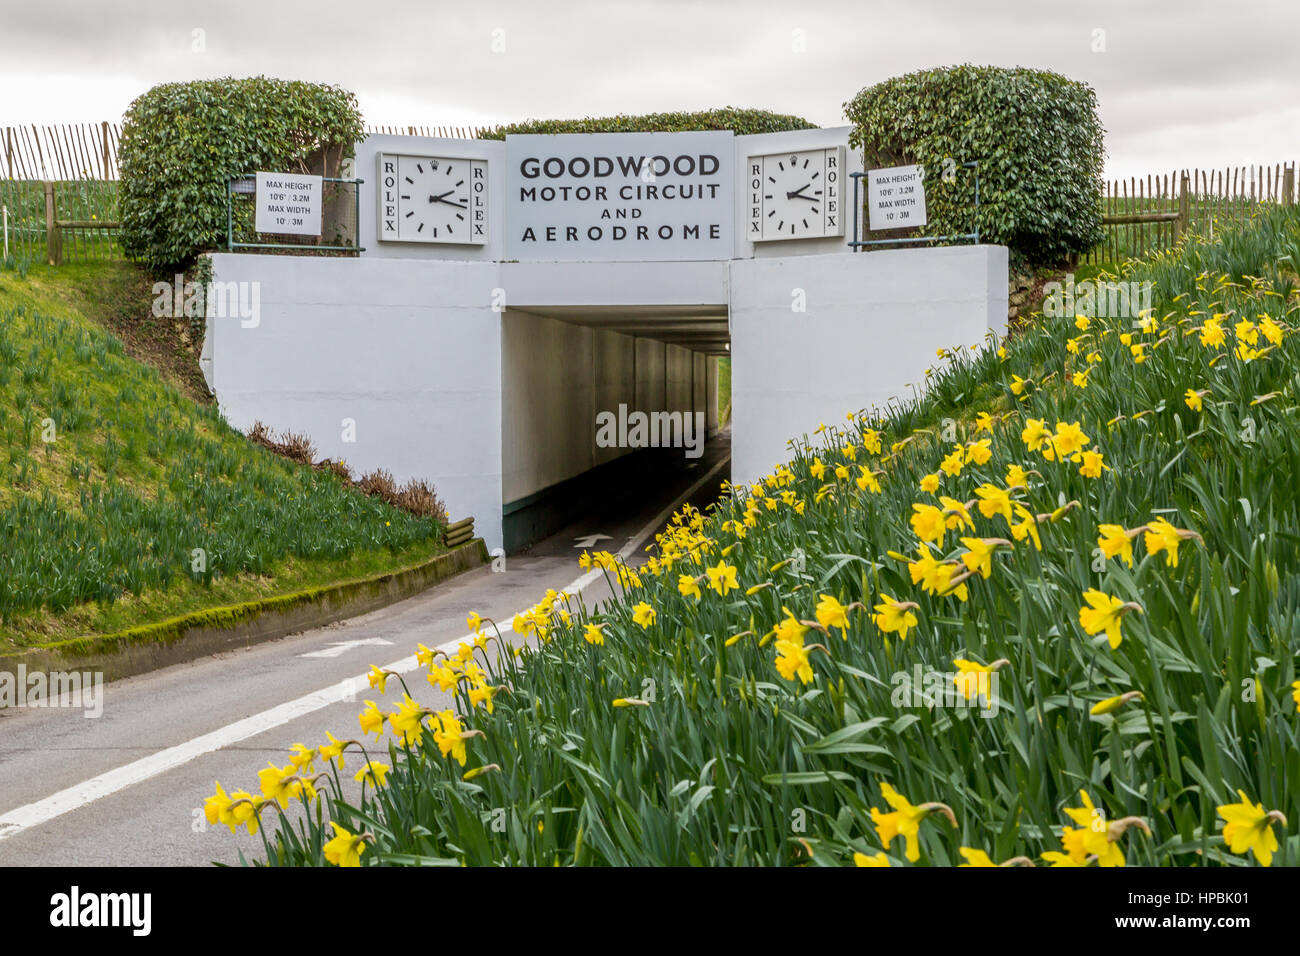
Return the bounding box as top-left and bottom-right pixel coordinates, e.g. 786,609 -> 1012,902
572,533 -> 612,548
298,637 -> 394,659
0,454 -> 730,842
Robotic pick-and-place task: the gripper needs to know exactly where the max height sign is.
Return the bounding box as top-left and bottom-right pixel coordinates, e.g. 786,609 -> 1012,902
506,132 -> 734,261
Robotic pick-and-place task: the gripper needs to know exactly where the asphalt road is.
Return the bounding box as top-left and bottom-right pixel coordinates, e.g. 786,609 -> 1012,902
0,438 -> 729,867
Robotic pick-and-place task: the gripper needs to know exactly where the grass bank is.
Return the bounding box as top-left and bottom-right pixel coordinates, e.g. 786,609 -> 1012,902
0,259 -> 446,646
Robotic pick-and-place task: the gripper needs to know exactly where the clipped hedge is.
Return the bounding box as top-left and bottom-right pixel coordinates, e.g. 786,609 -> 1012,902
119,76 -> 364,270
481,107 -> 817,139
845,65 -> 1104,265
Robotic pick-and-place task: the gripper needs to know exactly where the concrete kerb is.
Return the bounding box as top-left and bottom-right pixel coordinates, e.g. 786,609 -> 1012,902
0,539 -> 489,689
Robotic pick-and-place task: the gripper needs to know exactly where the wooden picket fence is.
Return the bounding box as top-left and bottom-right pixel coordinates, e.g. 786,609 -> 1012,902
365,124 -> 488,139
1086,162 -> 1298,264
0,122 -> 491,182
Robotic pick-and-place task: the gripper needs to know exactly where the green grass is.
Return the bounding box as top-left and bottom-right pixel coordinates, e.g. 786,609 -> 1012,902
216,206 -> 1300,868
0,261 -> 446,645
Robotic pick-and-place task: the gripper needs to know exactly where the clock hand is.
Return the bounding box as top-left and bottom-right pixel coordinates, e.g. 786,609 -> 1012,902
786,185 -> 818,201
428,190 -> 455,203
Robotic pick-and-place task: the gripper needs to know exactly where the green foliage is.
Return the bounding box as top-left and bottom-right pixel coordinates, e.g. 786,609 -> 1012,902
0,279 -> 440,627
481,107 -> 817,139
118,77 -> 364,270
248,207 -> 1300,867
845,65 -> 1105,266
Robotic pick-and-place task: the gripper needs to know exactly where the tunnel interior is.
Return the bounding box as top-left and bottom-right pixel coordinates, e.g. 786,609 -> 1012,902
499,304 -> 730,553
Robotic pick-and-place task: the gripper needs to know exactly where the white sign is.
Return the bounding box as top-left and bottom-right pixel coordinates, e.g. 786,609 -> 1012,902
255,171 -> 322,236
505,132 -> 734,261
867,164 -> 927,231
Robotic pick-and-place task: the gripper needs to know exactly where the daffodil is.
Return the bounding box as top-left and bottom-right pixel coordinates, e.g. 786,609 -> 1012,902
323,822 -> 367,867
583,623 -> 605,645
965,439 -> 992,465
873,595 -> 919,640
853,851 -> 891,867
1078,449 -> 1108,478
1090,691 -> 1143,715
705,561 -> 739,595
1008,503 -> 1041,550
1021,418 -> 1050,452
910,503 -> 947,546
318,731 -> 347,769
358,700 -> 385,738
815,594 -> 852,635
974,483 -> 1013,523
1051,421 -> 1090,459
1078,589 -> 1142,650
354,761 -> 390,788
1217,791 -> 1286,866
952,658 -> 1007,701
1097,524 -> 1135,567
920,472 -> 941,494
959,537 -> 1005,579
870,782 -> 956,863
632,602 -> 656,628
1144,516 -> 1189,567
957,847 -> 997,867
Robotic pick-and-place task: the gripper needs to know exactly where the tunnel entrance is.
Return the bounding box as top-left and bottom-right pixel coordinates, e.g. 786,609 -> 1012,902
499,304 -> 729,553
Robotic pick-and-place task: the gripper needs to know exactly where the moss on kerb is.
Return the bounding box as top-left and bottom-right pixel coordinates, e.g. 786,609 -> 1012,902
1,540 -> 487,664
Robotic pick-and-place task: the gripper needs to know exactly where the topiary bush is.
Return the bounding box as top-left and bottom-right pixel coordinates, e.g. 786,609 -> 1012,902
119,77 -> 364,270
481,107 -> 817,139
845,65 -> 1105,266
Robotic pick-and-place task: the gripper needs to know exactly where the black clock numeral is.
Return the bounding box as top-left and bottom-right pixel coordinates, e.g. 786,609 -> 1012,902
404,211 -> 414,218
401,194 -> 410,200
417,222 -> 424,232
767,210 -> 775,218
404,176 -> 414,184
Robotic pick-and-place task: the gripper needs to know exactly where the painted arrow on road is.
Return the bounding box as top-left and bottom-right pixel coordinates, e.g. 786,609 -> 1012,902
573,533 -> 612,549
298,638 -> 394,659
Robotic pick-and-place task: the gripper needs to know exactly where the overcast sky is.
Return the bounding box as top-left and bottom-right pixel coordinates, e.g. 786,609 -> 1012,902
1,0 -> 1296,179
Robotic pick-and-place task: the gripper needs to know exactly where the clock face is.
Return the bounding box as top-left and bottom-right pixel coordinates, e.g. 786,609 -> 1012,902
747,146 -> 844,242
377,153 -> 489,244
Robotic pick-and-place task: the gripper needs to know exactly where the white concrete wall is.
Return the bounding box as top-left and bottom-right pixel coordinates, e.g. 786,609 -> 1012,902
593,328 -> 637,467
729,244 -> 1009,487
500,309 -> 595,504
206,253 -> 506,551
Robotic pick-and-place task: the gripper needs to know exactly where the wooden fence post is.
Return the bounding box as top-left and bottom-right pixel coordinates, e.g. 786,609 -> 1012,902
45,181 -> 60,265
1284,165 -> 1296,206
1176,173 -> 1190,245
4,127 -> 10,180
101,121 -> 111,181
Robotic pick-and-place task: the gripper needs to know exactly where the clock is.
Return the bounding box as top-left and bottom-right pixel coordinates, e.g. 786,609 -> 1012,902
377,153 -> 489,244
746,146 -> 844,241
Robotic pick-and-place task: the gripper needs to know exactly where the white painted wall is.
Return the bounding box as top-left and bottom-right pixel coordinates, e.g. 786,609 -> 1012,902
728,244 -> 1009,487
206,253 -> 506,550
